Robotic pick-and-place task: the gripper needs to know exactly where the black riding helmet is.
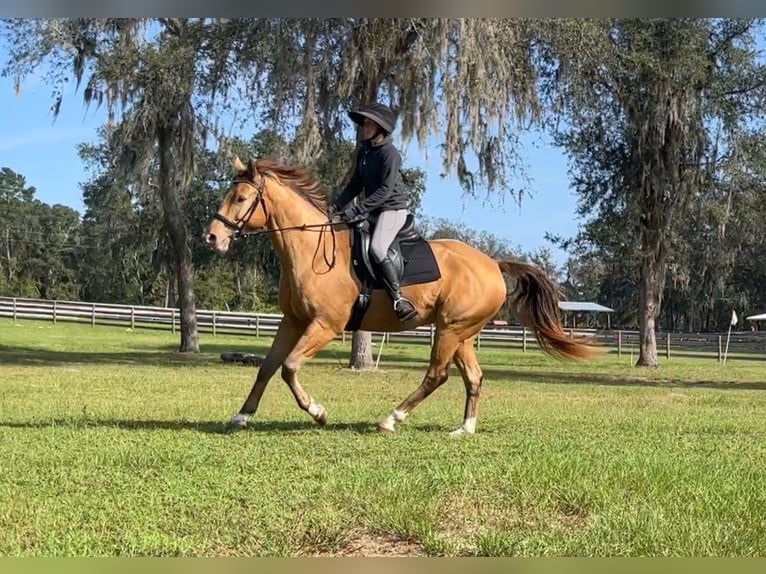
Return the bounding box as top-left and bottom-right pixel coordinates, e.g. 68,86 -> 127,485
348,102 -> 396,135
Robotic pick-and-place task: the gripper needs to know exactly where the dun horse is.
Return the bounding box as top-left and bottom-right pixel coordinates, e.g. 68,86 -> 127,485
205,157 -> 600,436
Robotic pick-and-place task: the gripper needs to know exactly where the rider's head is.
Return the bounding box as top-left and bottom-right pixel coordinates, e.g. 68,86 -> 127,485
349,102 -> 396,142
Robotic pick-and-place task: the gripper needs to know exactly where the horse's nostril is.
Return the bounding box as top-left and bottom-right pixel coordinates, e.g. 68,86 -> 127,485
206,233 -> 217,245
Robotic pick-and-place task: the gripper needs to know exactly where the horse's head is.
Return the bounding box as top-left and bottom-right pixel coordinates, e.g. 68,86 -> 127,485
205,156 -> 270,253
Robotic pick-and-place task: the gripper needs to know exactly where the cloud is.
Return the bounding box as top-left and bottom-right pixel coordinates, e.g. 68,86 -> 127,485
0,127 -> 96,152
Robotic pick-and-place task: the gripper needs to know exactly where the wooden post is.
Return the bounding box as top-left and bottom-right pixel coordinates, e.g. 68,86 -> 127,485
12,298 -> 17,323
665,332 -> 670,359
617,331 -> 622,357
212,313 -> 217,337
522,327 -> 527,353
476,331 -> 481,350
172,308 -> 176,334
130,306 -> 135,330
430,324 -> 435,347
53,300 -> 57,325
718,335 -> 722,363
91,303 -> 96,327
342,331 -> 346,344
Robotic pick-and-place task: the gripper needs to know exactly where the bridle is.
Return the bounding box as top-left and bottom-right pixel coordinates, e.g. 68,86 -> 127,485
213,173 -> 269,239
212,171 -> 345,271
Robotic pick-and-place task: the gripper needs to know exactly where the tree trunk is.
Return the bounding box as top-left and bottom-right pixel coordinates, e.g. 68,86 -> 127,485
157,123 -> 199,353
5,226 -> 13,283
637,222 -> 665,368
350,330 -> 374,370
164,264 -> 175,308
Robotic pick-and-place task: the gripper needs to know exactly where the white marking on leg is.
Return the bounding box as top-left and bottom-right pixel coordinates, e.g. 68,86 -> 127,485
449,417 -> 476,438
231,413 -> 249,426
379,409 -> 407,432
307,401 -> 321,417
307,400 -> 325,419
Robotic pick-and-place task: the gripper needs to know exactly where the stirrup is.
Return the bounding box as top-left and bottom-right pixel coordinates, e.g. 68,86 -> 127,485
393,296 -> 418,321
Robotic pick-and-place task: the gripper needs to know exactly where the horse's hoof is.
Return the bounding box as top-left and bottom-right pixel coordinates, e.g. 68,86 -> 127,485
308,402 -> 328,426
228,414 -> 249,433
449,427 -> 474,438
377,424 -> 395,435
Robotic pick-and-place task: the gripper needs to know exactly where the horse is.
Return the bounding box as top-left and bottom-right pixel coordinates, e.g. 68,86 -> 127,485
204,156 -> 600,436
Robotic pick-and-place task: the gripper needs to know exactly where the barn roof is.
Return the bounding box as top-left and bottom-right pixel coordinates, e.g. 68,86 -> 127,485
558,301 -> 615,313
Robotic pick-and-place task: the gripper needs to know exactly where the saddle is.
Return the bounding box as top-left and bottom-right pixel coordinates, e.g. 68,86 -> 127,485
344,214 -> 441,332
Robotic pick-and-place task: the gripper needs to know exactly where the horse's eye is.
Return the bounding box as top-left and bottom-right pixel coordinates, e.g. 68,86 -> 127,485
236,195 -> 246,203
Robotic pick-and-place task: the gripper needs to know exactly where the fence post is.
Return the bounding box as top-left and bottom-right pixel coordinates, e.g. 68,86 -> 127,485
718,335 -> 722,363
430,324 -> 435,347
522,327 -> 527,353
617,331 -> 622,357
12,297 -> 17,323
172,309 -> 176,334
666,332 -> 670,359
342,331 -> 346,344
91,303 -> 96,327
255,315 -> 260,338
53,300 -> 57,325
476,331 -> 481,350
212,313 -> 217,337
130,306 -> 135,330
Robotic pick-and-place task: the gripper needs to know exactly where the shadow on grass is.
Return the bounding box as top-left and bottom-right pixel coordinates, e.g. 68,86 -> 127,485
0,417 -> 381,435
3,343 -> 765,393
0,342 -> 350,369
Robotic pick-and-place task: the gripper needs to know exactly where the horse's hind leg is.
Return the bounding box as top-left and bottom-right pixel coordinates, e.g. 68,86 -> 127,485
280,320 -> 338,426
450,338 -> 484,438
377,328 -> 461,434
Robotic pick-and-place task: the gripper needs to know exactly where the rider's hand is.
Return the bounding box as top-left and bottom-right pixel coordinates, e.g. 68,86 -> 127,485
341,205 -> 365,223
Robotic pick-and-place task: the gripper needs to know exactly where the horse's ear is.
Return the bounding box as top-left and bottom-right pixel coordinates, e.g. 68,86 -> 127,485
233,156 -> 247,173
249,158 -> 259,177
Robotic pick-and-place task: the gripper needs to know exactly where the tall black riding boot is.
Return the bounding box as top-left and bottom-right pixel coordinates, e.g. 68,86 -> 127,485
376,256 -> 418,322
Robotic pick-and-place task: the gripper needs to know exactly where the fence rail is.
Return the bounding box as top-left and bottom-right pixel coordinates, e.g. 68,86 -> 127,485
1,296 -> 765,361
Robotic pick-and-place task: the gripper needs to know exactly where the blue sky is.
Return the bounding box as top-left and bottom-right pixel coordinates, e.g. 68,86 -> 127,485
0,49 -> 580,266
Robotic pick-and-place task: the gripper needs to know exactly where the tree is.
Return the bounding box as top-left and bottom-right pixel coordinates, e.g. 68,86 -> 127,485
1,18 -> 275,352
541,19 -> 766,366
0,167 -> 81,299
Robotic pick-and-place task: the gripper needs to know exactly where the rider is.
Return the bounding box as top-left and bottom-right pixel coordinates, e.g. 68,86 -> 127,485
332,102 -> 418,323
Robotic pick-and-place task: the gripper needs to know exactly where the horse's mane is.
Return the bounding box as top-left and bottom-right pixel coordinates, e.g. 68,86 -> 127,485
249,158 -> 330,216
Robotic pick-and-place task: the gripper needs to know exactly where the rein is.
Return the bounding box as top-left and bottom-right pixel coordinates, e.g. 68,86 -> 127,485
213,173 -> 345,270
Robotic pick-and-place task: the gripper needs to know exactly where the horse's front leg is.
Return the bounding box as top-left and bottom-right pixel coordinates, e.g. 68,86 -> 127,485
230,315 -> 304,431
280,319 -> 339,426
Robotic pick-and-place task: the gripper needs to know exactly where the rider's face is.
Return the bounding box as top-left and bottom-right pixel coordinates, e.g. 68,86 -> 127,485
362,118 -> 379,141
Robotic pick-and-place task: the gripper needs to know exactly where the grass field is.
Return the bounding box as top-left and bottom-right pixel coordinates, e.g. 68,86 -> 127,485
1,319 -> 766,557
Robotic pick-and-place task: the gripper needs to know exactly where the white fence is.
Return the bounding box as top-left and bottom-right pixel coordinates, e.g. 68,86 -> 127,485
4,296 -> 764,360
0,295 -> 592,350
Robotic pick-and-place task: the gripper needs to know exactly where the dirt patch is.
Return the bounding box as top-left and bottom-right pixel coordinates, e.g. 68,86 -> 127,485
304,528 -> 425,557
435,491 -> 589,541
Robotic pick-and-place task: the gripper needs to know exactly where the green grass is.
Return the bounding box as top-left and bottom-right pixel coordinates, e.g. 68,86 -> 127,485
1,319 -> 766,556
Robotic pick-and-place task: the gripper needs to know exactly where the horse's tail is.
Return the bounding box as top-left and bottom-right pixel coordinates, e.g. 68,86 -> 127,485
497,260 -> 603,361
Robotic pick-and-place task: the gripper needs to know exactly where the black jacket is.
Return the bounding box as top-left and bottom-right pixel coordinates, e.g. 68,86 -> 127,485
332,137 -> 410,215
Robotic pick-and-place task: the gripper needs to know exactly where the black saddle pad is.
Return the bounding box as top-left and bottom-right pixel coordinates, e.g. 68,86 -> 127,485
398,238 -> 441,287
